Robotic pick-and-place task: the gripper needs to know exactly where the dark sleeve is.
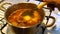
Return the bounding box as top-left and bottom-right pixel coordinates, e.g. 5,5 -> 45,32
55,4 -> 60,11
47,3 -> 56,10
47,3 -> 60,11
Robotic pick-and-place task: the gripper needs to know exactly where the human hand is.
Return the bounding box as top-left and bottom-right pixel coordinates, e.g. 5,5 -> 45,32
43,0 -> 60,4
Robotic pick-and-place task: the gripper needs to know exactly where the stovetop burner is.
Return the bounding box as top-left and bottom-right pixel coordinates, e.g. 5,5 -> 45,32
0,1 -> 12,34
0,0 -> 4,3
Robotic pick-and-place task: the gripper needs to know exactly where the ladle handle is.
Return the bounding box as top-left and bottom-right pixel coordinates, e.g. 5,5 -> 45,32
37,2 -> 47,9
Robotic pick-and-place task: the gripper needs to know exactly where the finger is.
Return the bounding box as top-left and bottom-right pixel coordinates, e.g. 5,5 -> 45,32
43,0 -> 53,2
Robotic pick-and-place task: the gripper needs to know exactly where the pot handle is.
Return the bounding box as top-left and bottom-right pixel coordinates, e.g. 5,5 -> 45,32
0,2 -> 12,11
45,16 -> 56,27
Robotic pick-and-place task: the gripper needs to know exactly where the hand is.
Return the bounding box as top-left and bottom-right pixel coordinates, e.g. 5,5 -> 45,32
43,0 -> 60,4
43,0 -> 60,10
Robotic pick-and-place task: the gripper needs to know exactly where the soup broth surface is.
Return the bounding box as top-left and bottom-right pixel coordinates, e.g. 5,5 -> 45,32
8,9 -> 41,27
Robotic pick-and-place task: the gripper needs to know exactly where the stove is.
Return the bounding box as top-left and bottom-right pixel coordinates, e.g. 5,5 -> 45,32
0,0 -> 60,34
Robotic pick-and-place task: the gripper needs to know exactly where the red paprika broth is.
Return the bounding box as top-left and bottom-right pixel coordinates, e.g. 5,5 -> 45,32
8,9 -> 41,27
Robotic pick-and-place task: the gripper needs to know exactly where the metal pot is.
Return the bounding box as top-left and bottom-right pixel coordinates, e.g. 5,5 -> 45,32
5,2 -> 55,34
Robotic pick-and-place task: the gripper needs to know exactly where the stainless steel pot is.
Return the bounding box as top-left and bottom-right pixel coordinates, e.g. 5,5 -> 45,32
4,2 -> 55,34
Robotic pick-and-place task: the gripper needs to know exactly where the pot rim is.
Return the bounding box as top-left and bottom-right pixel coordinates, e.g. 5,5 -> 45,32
4,2 -> 45,28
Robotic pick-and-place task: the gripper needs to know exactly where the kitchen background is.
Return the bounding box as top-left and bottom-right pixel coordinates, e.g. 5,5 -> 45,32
0,0 -> 60,34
